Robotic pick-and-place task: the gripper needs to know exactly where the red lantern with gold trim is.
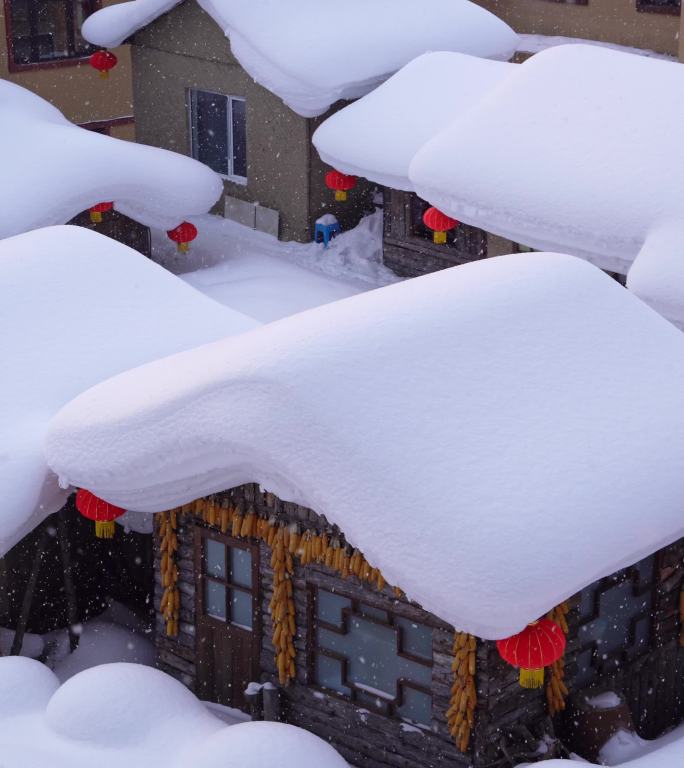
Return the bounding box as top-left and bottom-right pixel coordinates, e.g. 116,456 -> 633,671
325,170 -> 357,202
89,50 -> 118,79
89,202 -> 113,224
75,489 -> 125,539
496,619 -> 566,689
422,206 -> 459,245
167,222 -> 198,253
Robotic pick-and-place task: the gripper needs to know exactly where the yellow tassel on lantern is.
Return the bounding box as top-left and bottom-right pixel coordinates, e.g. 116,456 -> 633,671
177,242 -> 189,253
433,230 -> 447,244
520,667 -> 545,689
95,520 -> 116,539
90,210 -> 103,224
334,190 -> 347,202
99,70 -> 109,80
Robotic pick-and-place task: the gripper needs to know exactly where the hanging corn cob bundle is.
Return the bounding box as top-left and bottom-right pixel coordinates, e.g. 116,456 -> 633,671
269,525 -> 297,685
545,601 -> 570,715
159,509 -> 180,638
447,631 -> 477,753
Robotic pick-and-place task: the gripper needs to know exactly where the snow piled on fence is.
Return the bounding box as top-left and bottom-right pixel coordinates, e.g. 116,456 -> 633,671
313,53 -> 514,191
0,659 -> 347,768
0,226 -> 256,557
82,0 -> 518,117
46,252 -> 684,639
408,44 -> 684,275
0,80 -> 222,238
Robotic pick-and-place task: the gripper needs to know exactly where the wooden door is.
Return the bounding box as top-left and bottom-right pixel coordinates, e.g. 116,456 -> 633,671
195,528 -> 260,710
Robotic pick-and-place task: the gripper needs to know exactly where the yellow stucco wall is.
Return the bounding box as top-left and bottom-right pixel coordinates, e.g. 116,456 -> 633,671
0,0 -> 133,128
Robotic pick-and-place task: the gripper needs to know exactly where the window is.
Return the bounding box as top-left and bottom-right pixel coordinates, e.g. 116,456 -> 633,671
6,0 -> 98,68
574,556 -> 655,688
189,89 -> 247,181
410,195 -> 486,259
201,536 -> 256,630
637,0 -> 680,13
310,587 -> 433,725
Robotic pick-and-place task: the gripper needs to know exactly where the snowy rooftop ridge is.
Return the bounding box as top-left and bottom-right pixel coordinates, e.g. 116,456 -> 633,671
46,252 -> 684,639
0,80 -> 222,238
82,0 -> 519,117
407,44 -> 684,274
0,226 -> 256,556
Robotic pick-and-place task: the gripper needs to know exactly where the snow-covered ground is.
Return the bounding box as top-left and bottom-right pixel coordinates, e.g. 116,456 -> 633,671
0,659 -> 347,768
154,211 -> 398,322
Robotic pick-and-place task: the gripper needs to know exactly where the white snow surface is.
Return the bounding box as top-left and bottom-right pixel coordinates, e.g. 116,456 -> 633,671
156,212 -> 396,323
0,659 -> 347,768
0,226 -> 256,557
409,45 -> 684,274
0,80 -> 222,237
82,0 -> 518,117
313,53 -> 515,191
626,222 -> 684,331
46,253 -> 684,639
517,33 -> 676,61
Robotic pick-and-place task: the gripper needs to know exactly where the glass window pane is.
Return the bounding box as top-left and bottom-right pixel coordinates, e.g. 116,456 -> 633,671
230,547 -> 252,588
317,590 -> 350,628
397,687 -> 432,726
10,0 -> 93,65
205,539 -> 226,579
231,98 -> 247,178
230,588 -> 252,630
346,616 -> 400,697
397,617 -> 432,661
193,90 -> 229,176
315,654 -> 350,696
206,580 -> 226,620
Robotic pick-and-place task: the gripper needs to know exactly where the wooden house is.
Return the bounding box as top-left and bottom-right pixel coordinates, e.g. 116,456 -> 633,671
46,253 -> 684,767
78,0 -> 517,244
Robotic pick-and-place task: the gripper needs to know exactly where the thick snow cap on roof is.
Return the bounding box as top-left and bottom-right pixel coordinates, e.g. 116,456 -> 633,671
82,0 -> 519,117
46,253 -> 684,639
313,53 -> 515,191
409,44 -> 684,274
0,80 -> 222,238
0,226 -> 256,556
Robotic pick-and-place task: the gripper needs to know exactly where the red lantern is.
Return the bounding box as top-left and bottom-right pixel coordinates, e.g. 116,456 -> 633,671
497,619 -> 566,689
422,206 -> 459,245
89,50 -> 118,79
325,170 -> 357,202
89,202 -> 113,224
167,222 -> 198,253
75,489 -> 126,539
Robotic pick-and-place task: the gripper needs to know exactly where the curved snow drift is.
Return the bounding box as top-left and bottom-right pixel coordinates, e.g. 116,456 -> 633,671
1,80 -> 223,238
46,253 -> 684,638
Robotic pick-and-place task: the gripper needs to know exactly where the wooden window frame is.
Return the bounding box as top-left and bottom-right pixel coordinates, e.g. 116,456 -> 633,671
636,0 -> 680,14
195,526 -> 260,635
188,88 -> 247,185
306,584 -> 434,725
3,0 -> 100,73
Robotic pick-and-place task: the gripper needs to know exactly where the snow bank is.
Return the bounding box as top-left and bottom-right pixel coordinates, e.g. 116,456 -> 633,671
0,226 -> 256,556
517,33 -> 676,61
46,253 -> 684,638
83,0 -> 518,117
626,222 -> 684,330
409,45 -> 684,274
313,53 -> 514,190
0,80 -> 222,238
157,212 -> 395,323
0,660 -> 346,768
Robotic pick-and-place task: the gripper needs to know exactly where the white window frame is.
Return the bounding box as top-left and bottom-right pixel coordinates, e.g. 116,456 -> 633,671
188,88 -> 247,185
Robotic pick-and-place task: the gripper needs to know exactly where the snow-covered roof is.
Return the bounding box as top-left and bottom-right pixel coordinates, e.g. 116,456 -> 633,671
46,252 -> 684,639
408,44 -> 684,274
1,80 -> 222,238
0,659 -> 346,768
313,52 -> 514,191
82,0 -> 519,118
0,226 -> 256,556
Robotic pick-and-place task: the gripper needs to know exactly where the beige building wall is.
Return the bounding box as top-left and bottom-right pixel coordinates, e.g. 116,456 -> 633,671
0,0 -> 133,133
477,0 -> 681,57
